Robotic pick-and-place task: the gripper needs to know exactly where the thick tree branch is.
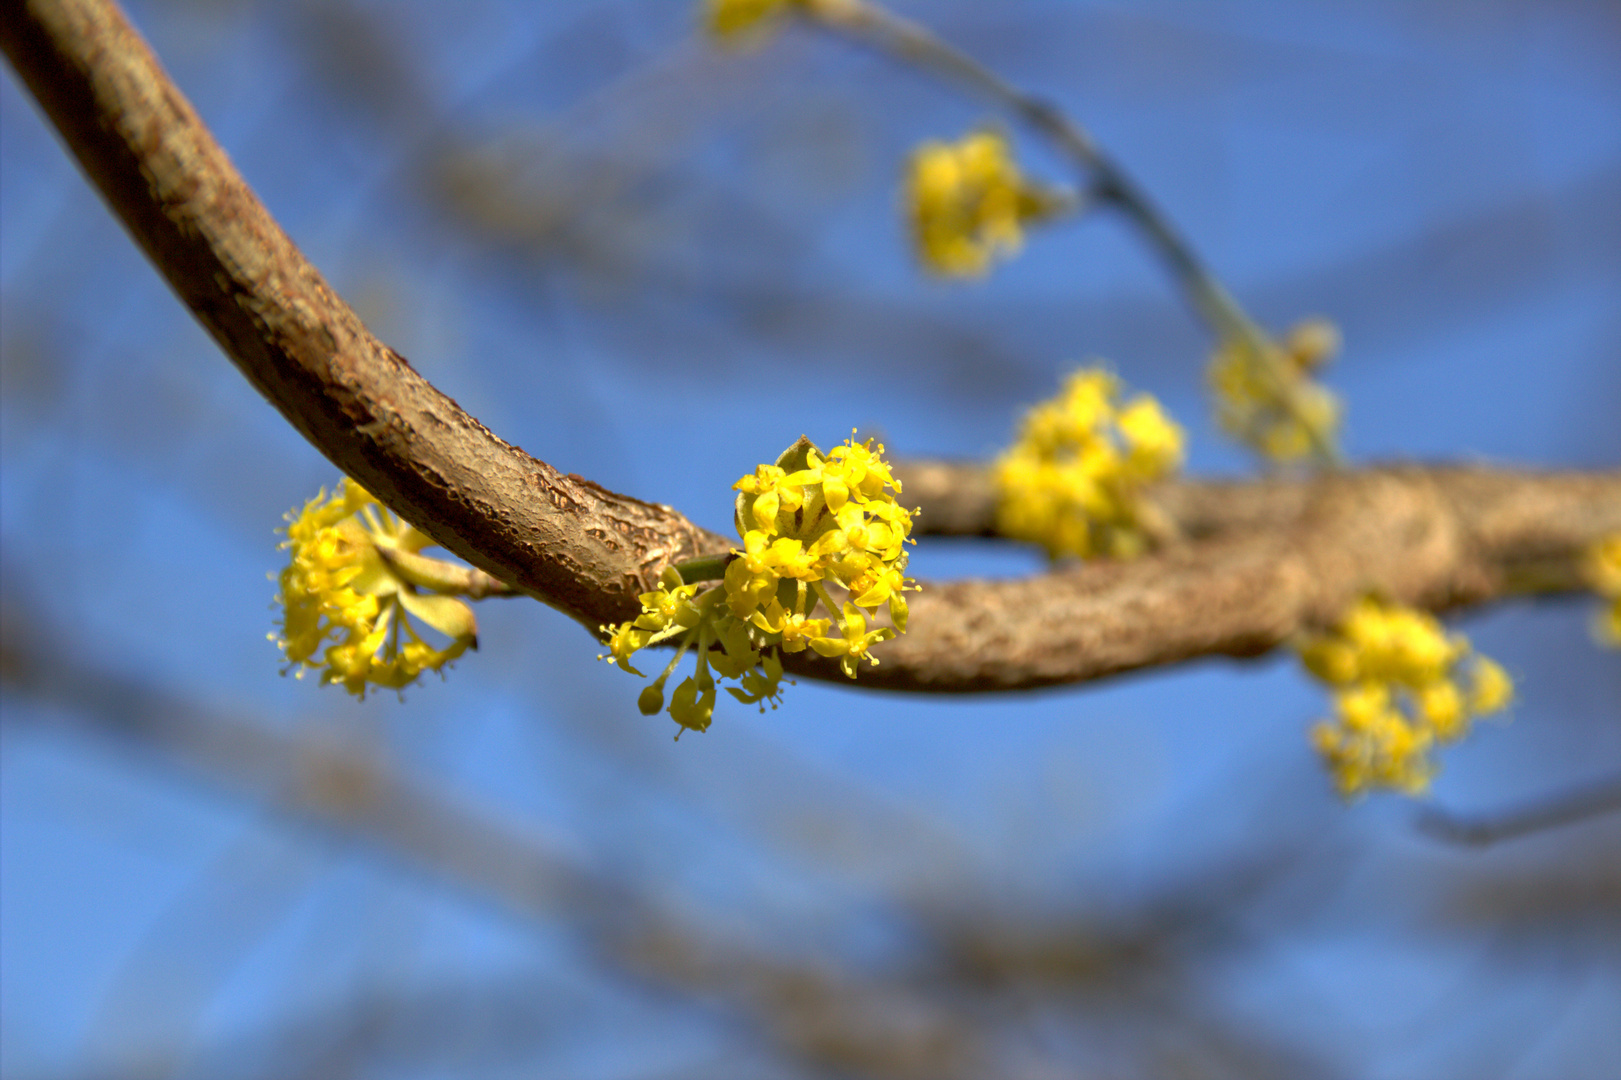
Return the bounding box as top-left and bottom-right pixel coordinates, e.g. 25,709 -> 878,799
900,460 -> 1619,561
5,0 -> 1616,697
846,462 -> 1618,691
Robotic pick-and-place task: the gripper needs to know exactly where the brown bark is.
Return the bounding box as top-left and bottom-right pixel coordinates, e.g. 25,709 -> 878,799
5,0 -> 1616,695
831,463 -> 1621,692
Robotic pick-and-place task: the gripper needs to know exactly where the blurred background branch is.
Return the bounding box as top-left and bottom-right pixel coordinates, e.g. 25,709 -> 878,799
1417,771 -> 1621,847
0,590 -> 1340,1080
800,0 -> 1339,460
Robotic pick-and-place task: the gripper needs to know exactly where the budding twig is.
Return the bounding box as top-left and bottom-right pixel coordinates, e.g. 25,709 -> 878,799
799,0 -> 1339,462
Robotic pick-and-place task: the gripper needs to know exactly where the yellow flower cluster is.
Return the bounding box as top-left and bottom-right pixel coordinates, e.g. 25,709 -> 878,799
1208,318 -> 1342,463
1588,534 -> 1621,645
994,367 -> 1185,560
601,435 -> 918,736
1300,597 -> 1514,797
906,130 -> 1053,278
274,479 -> 477,699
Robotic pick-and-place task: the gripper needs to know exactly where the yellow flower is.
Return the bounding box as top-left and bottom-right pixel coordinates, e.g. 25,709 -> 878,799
670,672 -> 717,733
602,434 -> 918,733
1208,319 -> 1342,464
729,650 -> 786,710
1415,679 -> 1465,740
274,479 -> 477,699
1313,684 -> 1436,798
1338,597 -> 1462,687
831,499 -> 907,565
731,433 -> 916,613
1585,534 -> 1621,646
809,602 -> 894,679
636,569 -> 707,635
1298,637 -> 1359,686
822,437 -> 900,502
1117,396 -> 1184,481
604,620 -> 653,677
906,130 -> 1053,278
1467,656 -> 1514,715
845,562 -> 913,632
731,433 -> 917,674
601,567 -> 705,675
749,599 -> 831,652
723,531 -> 818,620
704,0 -> 797,42
1283,317 -> 1341,373
1297,596 -> 1514,797
994,366 -> 1184,560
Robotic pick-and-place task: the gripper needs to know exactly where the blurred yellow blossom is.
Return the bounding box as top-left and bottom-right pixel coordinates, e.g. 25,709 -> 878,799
1209,318 -> 1342,464
601,434 -> 919,736
274,479 -> 477,699
1585,534 -> 1621,645
994,366 -> 1185,560
704,0 -> 796,41
906,129 -> 1056,278
1300,596 -> 1513,797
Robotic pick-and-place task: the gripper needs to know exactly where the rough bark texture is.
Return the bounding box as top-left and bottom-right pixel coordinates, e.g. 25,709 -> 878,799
6,0 -> 1617,695
820,463 -> 1621,692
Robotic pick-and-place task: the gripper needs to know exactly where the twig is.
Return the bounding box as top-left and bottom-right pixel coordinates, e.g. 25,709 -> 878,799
817,463 -> 1620,692
800,0 -> 1338,461
1416,773 -> 1621,846
803,1 -> 1239,338
896,460 -> 1619,568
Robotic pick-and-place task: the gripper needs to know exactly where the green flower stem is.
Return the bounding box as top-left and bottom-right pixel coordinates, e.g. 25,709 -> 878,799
674,554 -> 731,584
373,544 -> 520,599
812,580 -> 844,623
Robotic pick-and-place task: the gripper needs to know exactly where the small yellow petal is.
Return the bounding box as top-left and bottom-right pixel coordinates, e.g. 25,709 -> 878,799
1468,657 -> 1514,715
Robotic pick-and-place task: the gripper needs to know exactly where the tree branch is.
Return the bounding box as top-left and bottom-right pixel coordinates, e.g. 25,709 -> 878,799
1415,771 -> 1621,846
828,462 -> 1618,692
5,0 -> 1615,697
1,0 -> 731,634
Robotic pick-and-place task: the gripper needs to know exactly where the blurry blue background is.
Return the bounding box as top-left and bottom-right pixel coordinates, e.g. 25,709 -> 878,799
3,1 -> 1618,1077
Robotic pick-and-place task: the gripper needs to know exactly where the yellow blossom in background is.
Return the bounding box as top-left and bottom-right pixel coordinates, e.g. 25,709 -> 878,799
906,129 -> 1055,278
601,434 -> 919,736
994,366 -> 1185,560
274,479 -> 477,699
704,0 -> 797,42
1299,596 -> 1513,797
1585,534 -> 1621,645
1209,317 -> 1342,464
